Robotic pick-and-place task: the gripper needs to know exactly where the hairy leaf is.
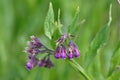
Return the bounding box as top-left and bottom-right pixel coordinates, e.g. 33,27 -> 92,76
44,2 -> 54,39
84,24 -> 110,68
84,4 -> 112,68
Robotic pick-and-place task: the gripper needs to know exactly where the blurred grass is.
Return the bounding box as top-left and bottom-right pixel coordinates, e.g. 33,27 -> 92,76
0,0 -> 120,80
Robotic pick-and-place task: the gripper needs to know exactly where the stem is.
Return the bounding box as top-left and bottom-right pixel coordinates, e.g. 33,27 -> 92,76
67,59 -> 91,80
41,44 -> 54,54
46,49 -> 54,54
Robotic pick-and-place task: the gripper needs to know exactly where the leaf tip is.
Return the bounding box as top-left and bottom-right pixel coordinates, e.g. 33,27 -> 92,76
76,6 -> 80,14
49,2 -> 53,8
77,6 -> 80,11
108,3 -> 112,26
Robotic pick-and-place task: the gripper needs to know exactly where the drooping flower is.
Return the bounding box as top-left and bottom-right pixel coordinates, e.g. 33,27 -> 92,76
38,57 -> 54,68
26,56 -> 38,70
54,46 -> 61,59
68,41 -> 80,59
68,48 -> 73,59
28,53 -> 34,59
54,44 -> 66,59
38,58 -> 46,67
60,45 -> 66,59
44,58 -> 54,68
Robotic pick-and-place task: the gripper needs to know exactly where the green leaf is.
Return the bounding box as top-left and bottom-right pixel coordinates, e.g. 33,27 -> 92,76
107,41 -> 120,77
68,7 -> 80,33
44,2 -> 54,39
107,70 -> 120,80
84,4 -> 112,68
112,41 -> 120,57
67,59 -> 92,80
57,9 -> 63,34
50,22 -> 61,49
50,9 -> 63,49
84,24 -> 110,68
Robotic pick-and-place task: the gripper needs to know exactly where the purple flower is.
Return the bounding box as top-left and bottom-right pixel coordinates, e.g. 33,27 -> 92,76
55,34 -> 80,60
25,35 -> 54,70
60,45 -> 66,59
26,48 -> 41,54
30,35 -> 43,48
44,58 -> 54,68
38,58 -> 54,68
68,41 -> 80,59
54,44 -> 66,59
26,56 -> 38,70
28,53 -> 34,59
68,48 -> 74,59
54,46 -> 61,59
38,59 -> 46,67
25,36 -> 43,55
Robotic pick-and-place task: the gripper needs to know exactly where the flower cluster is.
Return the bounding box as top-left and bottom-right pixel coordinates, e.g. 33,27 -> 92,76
25,36 -> 54,70
24,34 -> 80,70
54,34 -> 80,59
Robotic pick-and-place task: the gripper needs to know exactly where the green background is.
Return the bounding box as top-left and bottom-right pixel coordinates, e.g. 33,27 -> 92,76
0,0 -> 119,80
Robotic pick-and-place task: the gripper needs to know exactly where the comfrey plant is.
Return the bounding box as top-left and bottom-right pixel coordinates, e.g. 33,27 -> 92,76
23,2 -> 90,80
24,3 -> 80,70
24,2 -> 113,80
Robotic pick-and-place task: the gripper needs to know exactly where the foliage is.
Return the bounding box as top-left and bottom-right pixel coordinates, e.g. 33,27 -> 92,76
0,0 -> 119,80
